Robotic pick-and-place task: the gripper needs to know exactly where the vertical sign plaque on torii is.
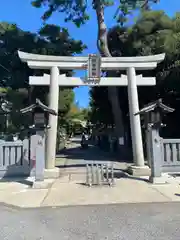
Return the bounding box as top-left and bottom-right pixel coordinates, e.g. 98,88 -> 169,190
87,54 -> 101,82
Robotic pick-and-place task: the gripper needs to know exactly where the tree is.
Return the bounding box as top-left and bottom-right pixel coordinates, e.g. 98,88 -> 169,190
81,107 -> 91,121
65,101 -> 90,124
91,10 -> 180,138
30,0 -> 159,142
89,87 -> 113,124
0,22 -> 86,133
58,99 -> 90,137
58,89 -> 75,114
0,22 -> 85,89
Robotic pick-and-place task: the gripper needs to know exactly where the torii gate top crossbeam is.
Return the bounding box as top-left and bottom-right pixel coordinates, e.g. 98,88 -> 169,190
18,51 -> 165,70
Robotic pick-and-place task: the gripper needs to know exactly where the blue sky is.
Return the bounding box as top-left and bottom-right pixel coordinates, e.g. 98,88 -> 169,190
0,0 -> 179,107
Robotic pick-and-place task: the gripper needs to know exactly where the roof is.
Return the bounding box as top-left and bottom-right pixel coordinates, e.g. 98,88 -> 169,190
135,99 -> 174,115
18,50 -> 165,63
20,99 -> 57,115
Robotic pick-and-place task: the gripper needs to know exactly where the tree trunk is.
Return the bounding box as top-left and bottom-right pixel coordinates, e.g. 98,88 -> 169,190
93,0 -> 124,144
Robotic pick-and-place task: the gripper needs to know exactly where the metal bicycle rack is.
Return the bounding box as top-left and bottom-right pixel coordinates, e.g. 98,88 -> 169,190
86,161 -> 115,187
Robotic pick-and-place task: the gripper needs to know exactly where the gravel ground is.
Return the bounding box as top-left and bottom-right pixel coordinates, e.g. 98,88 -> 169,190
0,202 -> 180,240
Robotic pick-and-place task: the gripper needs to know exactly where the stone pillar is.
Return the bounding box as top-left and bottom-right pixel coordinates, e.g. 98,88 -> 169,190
35,130 -> 45,181
146,128 -> 151,168
149,126 -> 165,184
127,67 -> 144,167
46,66 -> 59,169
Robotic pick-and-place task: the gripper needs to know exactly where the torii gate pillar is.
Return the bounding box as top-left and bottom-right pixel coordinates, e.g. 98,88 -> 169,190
127,67 -> 144,167
46,66 -> 59,169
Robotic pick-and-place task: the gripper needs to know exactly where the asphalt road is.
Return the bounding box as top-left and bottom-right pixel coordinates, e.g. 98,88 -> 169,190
0,203 -> 180,239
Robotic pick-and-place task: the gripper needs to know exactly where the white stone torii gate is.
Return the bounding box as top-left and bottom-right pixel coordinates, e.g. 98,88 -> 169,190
18,51 -> 165,171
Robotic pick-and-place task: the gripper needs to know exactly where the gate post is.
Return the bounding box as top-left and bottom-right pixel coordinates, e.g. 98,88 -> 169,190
146,127 -> 152,168
46,66 -> 59,169
127,67 -> 144,167
0,140 -> 3,178
35,130 -> 45,181
148,124 -> 165,184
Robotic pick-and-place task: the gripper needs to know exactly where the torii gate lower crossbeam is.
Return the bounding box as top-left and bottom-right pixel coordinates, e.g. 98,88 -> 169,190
29,74 -> 155,86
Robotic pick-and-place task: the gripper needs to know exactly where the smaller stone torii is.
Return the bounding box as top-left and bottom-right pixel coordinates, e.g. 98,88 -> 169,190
18,51 -> 165,175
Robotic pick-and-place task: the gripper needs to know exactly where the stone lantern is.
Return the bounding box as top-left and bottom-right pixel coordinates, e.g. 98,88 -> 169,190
136,99 -> 174,129
135,99 -> 174,183
20,98 -> 56,130
20,99 -> 57,182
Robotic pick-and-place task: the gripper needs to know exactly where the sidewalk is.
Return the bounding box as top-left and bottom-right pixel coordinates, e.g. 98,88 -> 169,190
1,172 -> 180,208
1,139 -> 180,208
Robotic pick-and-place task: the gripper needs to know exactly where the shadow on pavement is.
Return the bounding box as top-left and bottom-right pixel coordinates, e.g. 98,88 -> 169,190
175,193 -> 180,197
56,145 -> 132,162
0,177 -> 33,187
113,171 -> 149,183
70,140 -> 81,144
75,171 -> 149,186
57,164 -> 86,169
